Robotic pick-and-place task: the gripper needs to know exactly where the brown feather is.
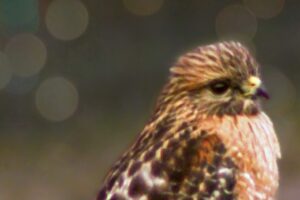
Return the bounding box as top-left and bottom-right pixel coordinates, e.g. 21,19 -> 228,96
97,41 -> 280,200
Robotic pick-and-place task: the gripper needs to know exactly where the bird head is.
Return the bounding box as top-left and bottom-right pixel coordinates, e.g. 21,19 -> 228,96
160,41 -> 268,116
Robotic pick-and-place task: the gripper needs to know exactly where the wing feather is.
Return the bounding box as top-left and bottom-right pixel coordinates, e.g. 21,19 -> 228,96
97,120 -> 237,200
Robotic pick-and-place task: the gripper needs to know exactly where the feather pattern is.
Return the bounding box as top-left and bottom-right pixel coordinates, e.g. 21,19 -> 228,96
97,41 -> 281,200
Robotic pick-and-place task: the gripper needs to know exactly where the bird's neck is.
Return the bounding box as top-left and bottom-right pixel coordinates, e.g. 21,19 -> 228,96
198,113 -> 281,200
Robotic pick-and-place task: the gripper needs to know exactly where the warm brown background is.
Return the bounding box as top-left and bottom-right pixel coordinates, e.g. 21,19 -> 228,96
0,0 -> 298,199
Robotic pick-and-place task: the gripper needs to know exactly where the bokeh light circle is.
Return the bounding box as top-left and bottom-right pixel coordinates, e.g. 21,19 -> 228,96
0,52 -> 12,90
5,33 -> 47,77
263,66 -> 296,117
243,0 -> 285,19
35,77 -> 79,122
216,5 -> 257,41
46,0 -> 89,40
123,0 -> 164,16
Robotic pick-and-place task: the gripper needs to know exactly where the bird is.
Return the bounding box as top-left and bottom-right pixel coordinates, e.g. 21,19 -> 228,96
97,41 -> 281,200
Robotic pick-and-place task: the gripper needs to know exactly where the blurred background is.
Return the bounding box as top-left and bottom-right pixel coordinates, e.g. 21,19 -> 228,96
0,0 -> 298,199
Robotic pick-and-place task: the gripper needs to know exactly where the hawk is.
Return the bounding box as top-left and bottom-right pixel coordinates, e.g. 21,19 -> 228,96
97,41 -> 281,200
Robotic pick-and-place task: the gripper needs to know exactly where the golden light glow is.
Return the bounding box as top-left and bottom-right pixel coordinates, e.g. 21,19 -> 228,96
5,33 -> 47,77
243,0 -> 285,19
46,0 -> 89,40
215,5 -> 257,41
35,77 -> 79,122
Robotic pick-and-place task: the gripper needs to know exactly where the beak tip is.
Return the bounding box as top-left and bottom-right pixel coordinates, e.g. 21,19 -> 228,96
256,88 -> 270,100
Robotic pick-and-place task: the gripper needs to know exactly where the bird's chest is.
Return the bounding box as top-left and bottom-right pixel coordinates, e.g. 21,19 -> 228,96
200,113 -> 280,200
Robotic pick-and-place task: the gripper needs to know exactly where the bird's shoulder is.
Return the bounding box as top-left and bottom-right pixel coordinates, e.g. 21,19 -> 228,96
98,119 -> 238,200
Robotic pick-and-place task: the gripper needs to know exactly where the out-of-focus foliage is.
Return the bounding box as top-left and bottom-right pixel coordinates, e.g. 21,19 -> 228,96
0,0 -> 298,199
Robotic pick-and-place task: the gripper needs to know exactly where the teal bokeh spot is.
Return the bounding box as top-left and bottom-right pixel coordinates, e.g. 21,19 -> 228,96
0,0 -> 39,34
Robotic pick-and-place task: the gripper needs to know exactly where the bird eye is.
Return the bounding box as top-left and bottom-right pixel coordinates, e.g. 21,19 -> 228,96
210,81 -> 230,95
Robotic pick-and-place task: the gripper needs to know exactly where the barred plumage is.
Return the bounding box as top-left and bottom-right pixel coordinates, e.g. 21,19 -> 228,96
97,41 -> 281,200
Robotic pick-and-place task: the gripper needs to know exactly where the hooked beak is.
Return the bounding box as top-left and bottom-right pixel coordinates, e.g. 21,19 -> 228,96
242,76 -> 269,100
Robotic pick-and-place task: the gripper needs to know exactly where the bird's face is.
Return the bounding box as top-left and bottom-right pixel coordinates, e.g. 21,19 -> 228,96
190,74 -> 267,116
166,41 -> 268,116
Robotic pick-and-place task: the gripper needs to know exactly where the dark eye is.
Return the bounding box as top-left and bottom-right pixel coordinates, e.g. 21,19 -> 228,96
210,81 -> 230,95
